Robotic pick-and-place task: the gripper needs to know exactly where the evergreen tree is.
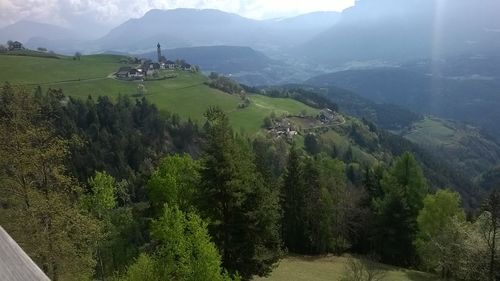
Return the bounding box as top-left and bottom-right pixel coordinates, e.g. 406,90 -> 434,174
252,137 -> 287,185
363,166 -> 384,202
304,133 -> 320,155
373,152 -> 428,266
316,155 -> 357,254
303,157 -> 333,254
199,107 -> 281,279
281,144 -> 308,253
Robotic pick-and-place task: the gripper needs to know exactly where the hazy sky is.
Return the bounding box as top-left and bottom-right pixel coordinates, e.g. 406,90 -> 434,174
0,0 -> 355,28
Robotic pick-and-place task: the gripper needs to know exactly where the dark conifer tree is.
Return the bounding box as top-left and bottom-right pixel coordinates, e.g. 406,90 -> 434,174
281,145 -> 308,253
199,107 -> 281,279
373,152 -> 428,266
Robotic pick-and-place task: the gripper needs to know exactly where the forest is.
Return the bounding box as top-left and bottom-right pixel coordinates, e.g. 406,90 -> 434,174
0,83 -> 499,281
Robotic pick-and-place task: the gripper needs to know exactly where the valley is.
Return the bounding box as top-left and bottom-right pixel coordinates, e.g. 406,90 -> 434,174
1,1 -> 500,281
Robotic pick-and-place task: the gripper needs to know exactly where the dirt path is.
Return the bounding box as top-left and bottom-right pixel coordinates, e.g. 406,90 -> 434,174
20,76 -> 109,86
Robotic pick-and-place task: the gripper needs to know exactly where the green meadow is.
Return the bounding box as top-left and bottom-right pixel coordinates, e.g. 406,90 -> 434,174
253,256 -> 440,281
0,54 -> 318,133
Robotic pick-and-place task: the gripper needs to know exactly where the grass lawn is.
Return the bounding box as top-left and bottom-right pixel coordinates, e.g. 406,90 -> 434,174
0,54 -> 129,84
253,256 -> 440,281
231,95 -> 320,133
0,54 -> 318,134
403,117 -> 458,147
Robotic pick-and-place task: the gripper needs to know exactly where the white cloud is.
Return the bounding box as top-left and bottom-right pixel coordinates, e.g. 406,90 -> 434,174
0,0 -> 354,28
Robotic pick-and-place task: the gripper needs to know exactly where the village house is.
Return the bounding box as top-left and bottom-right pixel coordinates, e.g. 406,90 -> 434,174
165,60 -> 176,69
319,108 -> 336,124
114,44 -> 198,80
267,118 -> 299,139
115,66 -> 132,79
115,66 -> 144,80
179,61 -> 195,71
9,41 -> 23,51
129,68 -> 144,79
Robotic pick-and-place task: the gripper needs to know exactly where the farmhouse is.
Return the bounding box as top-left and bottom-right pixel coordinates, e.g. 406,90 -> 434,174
180,61 -> 195,71
115,66 -> 144,80
129,68 -> 144,78
165,60 -> 176,69
267,118 -> 299,140
319,109 -> 334,122
115,66 -> 132,79
9,41 -> 23,51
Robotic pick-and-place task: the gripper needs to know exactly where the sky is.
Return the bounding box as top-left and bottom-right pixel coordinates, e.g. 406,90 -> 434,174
0,0 -> 355,28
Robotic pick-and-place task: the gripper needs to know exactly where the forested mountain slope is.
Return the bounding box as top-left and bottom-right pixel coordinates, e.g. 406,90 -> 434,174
1,52 -> 498,281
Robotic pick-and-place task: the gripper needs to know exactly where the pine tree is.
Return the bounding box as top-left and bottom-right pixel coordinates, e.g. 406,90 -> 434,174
303,157 -> 333,254
304,133 -> 320,155
281,145 -> 308,253
373,152 -> 428,266
199,107 -> 281,279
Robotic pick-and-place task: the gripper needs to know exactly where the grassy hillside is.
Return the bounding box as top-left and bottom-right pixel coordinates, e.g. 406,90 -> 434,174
0,54 -> 318,133
289,85 -> 500,186
0,54 -> 123,83
400,117 -> 500,179
305,66 -> 500,140
253,256 -> 439,281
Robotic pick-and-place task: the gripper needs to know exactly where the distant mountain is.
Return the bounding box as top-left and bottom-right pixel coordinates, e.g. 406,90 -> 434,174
400,117 -> 500,180
306,56 -> 500,139
265,11 -> 340,51
0,20 -> 75,44
0,20 -> 95,54
270,11 -> 340,30
307,68 -> 431,107
279,84 -> 500,181
138,45 -> 300,86
298,0 -> 500,66
92,9 -> 340,54
140,46 -> 277,74
288,84 -> 422,130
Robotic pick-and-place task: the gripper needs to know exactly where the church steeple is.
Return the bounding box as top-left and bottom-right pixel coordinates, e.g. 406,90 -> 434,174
157,42 -> 161,63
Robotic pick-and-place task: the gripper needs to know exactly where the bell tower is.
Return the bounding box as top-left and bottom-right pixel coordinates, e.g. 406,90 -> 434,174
157,42 -> 161,63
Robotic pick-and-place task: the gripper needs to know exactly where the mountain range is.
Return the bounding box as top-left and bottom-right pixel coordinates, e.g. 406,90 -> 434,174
299,0 -> 500,67
0,9 -> 340,55
0,21 -> 76,45
2,1 -> 500,140
305,55 -> 500,139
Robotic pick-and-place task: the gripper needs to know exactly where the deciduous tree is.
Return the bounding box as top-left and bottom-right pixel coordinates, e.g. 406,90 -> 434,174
0,86 -> 100,281
415,190 -> 466,279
